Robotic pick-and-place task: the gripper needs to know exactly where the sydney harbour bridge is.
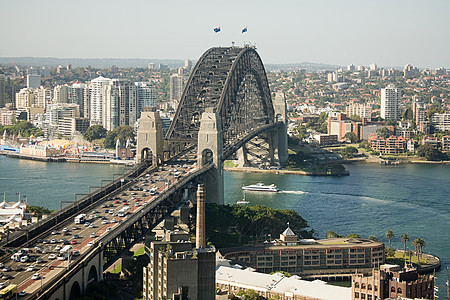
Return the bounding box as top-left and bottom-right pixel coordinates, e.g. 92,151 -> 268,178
0,46 -> 288,300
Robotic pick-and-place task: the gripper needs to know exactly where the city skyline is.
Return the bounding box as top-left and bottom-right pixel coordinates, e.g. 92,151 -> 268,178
1,0 -> 450,68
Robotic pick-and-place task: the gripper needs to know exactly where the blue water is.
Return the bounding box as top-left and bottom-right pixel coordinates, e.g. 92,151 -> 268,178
0,155 -> 126,210
224,164 -> 450,297
1,156 -> 449,296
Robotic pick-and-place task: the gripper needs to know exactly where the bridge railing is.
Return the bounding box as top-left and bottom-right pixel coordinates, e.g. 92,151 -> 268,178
0,160 -> 154,249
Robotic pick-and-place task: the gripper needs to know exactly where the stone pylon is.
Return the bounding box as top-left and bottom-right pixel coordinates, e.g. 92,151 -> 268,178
136,107 -> 163,165
197,108 -> 224,205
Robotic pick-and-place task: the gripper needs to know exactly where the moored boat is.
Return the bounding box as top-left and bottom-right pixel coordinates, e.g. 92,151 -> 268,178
242,183 -> 278,192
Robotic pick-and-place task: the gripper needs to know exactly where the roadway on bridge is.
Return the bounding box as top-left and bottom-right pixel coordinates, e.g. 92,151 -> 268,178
0,151 -> 198,298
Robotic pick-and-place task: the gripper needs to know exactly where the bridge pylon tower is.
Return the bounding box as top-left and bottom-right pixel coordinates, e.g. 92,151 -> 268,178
274,91 -> 288,165
197,108 -> 224,205
136,107 -> 164,165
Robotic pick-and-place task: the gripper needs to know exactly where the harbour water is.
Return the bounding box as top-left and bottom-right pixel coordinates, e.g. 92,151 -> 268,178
1,155 -> 449,297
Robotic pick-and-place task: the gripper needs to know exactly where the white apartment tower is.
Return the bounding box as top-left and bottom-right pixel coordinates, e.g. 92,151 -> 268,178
381,84 -> 399,120
102,80 -> 138,131
0,74 -> 6,108
169,74 -> 186,110
89,76 -> 111,125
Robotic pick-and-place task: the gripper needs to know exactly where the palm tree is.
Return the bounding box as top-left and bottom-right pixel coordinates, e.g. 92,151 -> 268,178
385,230 -> 394,248
412,238 -> 420,257
401,233 -> 410,265
406,250 -> 414,266
416,237 -> 426,261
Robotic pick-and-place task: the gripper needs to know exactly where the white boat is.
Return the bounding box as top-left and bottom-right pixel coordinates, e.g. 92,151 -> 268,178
237,191 -> 249,204
242,183 -> 278,192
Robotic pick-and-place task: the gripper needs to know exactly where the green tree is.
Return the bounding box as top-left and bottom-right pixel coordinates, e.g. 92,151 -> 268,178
385,230 -> 394,248
346,233 -> 360,238
376,127 -> 391,138
103,125 -> 135,149
385,247 -> 395,258
326,231 -> 339,239
402,107 -> 413,120
401,233 -> 410,263
368,235 -> 378,241
406,250 -> 415,265
385,119 -> 397,126
83,125 -> 107,142
343,132 -> 359,143
416,143 -> 444,161
341,146 -> 358,158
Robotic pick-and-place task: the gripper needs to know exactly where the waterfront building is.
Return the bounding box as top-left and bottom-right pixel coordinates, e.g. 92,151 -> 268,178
142,185 -> 216,300
0,74 -> 5,108
352,264 -> 434,300
368,134 -> 407,154
169,74 -> 186,110
216,261 -> 351,300
88,76 -> 112,126
422,136 -> 439,148
380,84 -> 399,120
346,103 -> 372,119
313,134 -> 338,145
0,200 -> 27,229
20,144 -> 64,157
26,74 -> 41,89
431,113 -> 450,132
218,227 -> 385,278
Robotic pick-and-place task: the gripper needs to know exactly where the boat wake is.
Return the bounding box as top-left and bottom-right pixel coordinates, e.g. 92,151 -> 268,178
279,190 -> 308,195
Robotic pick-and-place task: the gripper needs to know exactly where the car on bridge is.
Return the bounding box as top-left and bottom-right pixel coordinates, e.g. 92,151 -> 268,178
48,254 -> 56,260
31,273 -> 40,280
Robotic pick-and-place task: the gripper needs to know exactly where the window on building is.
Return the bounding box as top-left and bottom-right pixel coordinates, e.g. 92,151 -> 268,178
361,283 -> 366,289
361,293 -> 366,299
368,284 -> 372,291
355,282 -> 360,288
391,287 -> 395,293
355,292 -> 359,298
367,295 -> 372,300
397,287 -> 402,294
374,285 -> 377,291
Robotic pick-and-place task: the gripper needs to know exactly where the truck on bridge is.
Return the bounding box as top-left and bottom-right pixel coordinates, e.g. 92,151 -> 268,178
74,213 -> 86,224
58,245 -> 73,260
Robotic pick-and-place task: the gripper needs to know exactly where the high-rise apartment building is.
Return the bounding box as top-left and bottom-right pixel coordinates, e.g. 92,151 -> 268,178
35,87 -> 52,110
53,85 -> 69,103
89,76 -> 111,125
102,79 -> 138,131
0,74 -> 5,108
70,81 -> 86,117
135,82 -> 156,116
15,88 -> 36,109
169,74 -> 186,110
26,74 -> 41,89
380,84 -> 399,120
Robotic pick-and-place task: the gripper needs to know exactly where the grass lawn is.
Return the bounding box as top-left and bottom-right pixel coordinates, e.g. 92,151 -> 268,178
110,263 -> 122,274
316,240 -> 348,245
134,246 -> 145,257
224,160 -> 239,168
386,250 -> 429,267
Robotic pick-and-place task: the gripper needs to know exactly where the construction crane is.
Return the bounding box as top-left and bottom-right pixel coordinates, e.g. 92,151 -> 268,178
12,60 -> 20,73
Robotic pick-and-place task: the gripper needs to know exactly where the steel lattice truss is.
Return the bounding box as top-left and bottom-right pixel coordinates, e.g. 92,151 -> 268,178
166,46 -> 274,152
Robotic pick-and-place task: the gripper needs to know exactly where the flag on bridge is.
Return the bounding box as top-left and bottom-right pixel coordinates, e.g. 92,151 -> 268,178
242,26 -> 248,33
213,27 -> 221,33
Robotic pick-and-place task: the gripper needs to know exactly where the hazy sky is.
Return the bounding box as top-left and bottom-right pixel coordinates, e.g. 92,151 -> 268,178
1,0 -> 449,68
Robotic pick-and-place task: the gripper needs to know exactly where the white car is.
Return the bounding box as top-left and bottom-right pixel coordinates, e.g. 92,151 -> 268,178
31,273 -> 40,280
48,254 -> 57,260
87,242 -> 93,247
101,220 -> 108,224
26,265 -> 35,272
0,283 -> 5,289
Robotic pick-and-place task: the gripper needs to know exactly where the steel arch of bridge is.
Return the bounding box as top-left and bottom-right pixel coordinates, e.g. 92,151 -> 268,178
166,46 -> 274,151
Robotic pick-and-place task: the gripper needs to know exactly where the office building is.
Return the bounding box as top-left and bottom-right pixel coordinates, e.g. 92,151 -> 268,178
88,76 -> 111,125
48,103 -> 80,127
53,84 -> 69,103
169,74 -> 186,110
352,264 -> 434,300
380,84 -> 399,120
26,74 -> 41,89
0,74 -> 5,108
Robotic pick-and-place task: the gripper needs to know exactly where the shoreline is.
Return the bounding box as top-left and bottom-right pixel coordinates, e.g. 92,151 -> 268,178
224,166 -> 350,176
343,156 -> 450,165
0,150 -> 135,165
